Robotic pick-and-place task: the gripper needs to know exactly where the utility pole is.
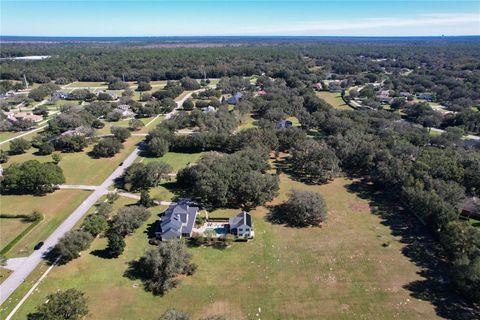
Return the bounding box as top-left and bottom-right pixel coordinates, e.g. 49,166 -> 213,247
22,74 -> 29,89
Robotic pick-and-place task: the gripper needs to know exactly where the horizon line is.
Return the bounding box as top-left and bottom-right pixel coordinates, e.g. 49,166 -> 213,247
2,34 -> 480,39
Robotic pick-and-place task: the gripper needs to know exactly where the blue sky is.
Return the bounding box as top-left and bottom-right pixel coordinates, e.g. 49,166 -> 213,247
1,1 -> 479,36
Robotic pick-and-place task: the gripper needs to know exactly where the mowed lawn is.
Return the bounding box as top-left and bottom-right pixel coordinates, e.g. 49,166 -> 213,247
316,91 -> 352,110
0,218 -> 32,250
138,151 -> 205,173
0,131 -> 24,143
8,175 -> 439,320
64,81 -> 107,88
96,117 -> 158,135
0,190 -> 91,258
2,135 -> 144,185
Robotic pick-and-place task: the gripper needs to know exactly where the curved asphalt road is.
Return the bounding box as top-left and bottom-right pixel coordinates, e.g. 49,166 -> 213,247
0,90 -> 201,306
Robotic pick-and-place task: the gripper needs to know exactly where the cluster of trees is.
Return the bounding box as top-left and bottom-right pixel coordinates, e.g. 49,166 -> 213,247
127,241 -> 196,295
81,202 -> 113,237
152,81 -> 184,100
0,79 -> 25,94
28,83 -> 60,101
179,77 -> 201,90
0,44 -> 303,82
269,190 -> 328,227
28,288 -> 88,320
52,229 -> 94,264
177,148 -> 279,209
299,97 -> 480,301
91,137 -> 124,157
106,206 -> 151,257
136,97 -> 177,116
122,161 -> 172,191
0,160 -> 65,195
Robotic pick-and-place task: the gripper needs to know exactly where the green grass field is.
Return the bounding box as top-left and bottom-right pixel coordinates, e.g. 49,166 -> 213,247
138,151 -> 205,173
3,135 -> 144,185
237,113 -> 256,131
96,117 -> 158,135
64,81 -> 107,88
5,173 -> 440,319
316,91 -> 352,110
0,190 -> 91,258
0,131 -> 24,143
0,218 -> 33,251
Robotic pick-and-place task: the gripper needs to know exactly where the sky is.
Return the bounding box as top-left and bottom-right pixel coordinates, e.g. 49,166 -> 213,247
1,1 -> 479,37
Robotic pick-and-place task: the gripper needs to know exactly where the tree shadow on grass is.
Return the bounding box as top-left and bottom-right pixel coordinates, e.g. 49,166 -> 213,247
272,157 -> 331,186
145,220 -> 160,239
346,179 -> 480,320
90,248 -> 115,260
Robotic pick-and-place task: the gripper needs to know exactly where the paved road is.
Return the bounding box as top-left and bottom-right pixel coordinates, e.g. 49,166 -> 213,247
0,125 -> 48,146
0,148 -> 140,306
429,127 -> 480,141
0,89 -> 201,307
58,184 -> 99,191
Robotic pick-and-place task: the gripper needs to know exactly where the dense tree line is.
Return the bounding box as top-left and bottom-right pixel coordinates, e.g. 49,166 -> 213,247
177,148 -> 278,209
0,160 -> 65,195
299,97 -> 480,301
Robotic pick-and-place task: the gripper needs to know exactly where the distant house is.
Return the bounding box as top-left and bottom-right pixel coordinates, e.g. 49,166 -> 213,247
61,126 -> 89,137
227,92 -> 242,105
376,90 -> 393,104
114,105 -> 135,118
156,200 -> 198,241
5,111 -> 42,123
378,90 -> 390,97
417,93 -> 434,101
400,92 -> 412,98
201,105 -> 216,113
228,211 -> 254,238
53,91 -> 69,99
277,119 -> 293,129
312,83 -> 323,91
256,90 -> 267,95
379,97 -> 394,104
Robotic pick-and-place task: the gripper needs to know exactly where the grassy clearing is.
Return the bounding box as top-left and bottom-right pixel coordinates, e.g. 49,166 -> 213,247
0,218 -> 32,250
96,117 -> 158,135
316,91 -> 352,110
3,135 -> 144,185
0,268 -> 12,285
0,190 -> 91,258
470,218 -> 480,227
286,116 -> 301,127
138,151 -> 205,173
64,81 -> 107,88
8,174 -> 439,319
0,131 -> 24,143
237,113 -> 256,131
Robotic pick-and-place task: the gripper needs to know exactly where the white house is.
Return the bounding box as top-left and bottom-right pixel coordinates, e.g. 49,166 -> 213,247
228,211 -> 254,239
202,105 -> 216,113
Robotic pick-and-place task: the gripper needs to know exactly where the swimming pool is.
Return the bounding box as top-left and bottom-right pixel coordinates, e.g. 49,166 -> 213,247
205,227 -> 226,235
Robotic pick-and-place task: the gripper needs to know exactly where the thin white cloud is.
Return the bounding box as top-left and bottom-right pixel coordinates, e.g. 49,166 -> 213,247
240,12 -> 480,35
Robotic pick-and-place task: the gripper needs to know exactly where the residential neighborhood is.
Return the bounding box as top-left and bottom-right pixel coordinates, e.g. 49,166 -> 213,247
0,3 -> 479,319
